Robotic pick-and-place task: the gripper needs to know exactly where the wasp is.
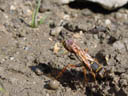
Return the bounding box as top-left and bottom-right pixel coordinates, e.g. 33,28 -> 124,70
56,39 -> 106,81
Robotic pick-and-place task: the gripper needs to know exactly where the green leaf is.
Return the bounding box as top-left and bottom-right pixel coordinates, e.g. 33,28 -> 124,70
30,0 -> 41,28
38,15 -> 47,25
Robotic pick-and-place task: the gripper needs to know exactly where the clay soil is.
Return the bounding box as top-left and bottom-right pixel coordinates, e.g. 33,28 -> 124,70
0,0 -> 128,96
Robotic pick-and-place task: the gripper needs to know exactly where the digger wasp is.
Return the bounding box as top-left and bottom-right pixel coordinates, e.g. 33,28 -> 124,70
56,39 -> 106,81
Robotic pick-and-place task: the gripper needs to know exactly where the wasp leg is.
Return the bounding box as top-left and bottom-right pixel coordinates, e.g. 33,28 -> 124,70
94,58 -> 99,64
84,48 -> 88,53
90,71 -> 96,81
56,64 -> 77,80
83,67 -> 87,85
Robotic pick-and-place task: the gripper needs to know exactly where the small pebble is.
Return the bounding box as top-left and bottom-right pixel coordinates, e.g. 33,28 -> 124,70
119,79 -> 127,87
46,93 -> 50,96
53,42 -> 61,53
39,0 -> 51,12
24,46 -> 29,50
50,27 -> 62,36
115,13 -> 128,21
91,87 -> 96,92
73,33 -> 81,38
10,5 -> 16,10
113,76 -> 119,84
48,80 -> 60,90
105,19 -> 111,25
59,0 -> 71,4
22,8 -> 32,17
9,56 -> 14,60
113,41 -> 125,50
120,73 -> 128,80
63,15 -> 70,21
35,68 -> 43,76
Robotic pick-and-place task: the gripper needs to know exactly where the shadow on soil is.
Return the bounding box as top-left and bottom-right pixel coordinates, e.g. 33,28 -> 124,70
30,62 -> 85,90
29,62 -> 110,90
68,1 -> 128,14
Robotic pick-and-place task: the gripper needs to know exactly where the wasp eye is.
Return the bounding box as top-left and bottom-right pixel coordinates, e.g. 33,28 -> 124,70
66,39 -> 73,45
63,39 -> 74,51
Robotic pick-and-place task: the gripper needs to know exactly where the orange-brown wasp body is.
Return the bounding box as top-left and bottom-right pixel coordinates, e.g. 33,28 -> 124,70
56,39 -> 106,81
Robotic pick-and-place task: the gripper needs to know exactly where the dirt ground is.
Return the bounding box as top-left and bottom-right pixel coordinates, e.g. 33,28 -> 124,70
0,0 -> 128,96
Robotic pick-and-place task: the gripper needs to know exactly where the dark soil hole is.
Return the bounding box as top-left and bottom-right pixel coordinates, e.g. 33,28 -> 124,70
123,3 -> 128,9
88,26 -> 108,34
30,63 -> 52,76
114,72 -> 122,76
86,87 -> 102,96
95,51 -> 107,66
57,69 -> 85,90
30,62 -> 107,90
38,63 -> 52,74
63,23 -> 81,32
68,1 -> 119,14
117,89 -> 127,96
30,63 -> 85,89
108,36 -> 117,44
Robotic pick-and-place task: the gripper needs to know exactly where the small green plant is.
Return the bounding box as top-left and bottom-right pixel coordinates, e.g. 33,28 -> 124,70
0,81 -> 5,94
30,0 -> 46,28
0,87 -> 5,92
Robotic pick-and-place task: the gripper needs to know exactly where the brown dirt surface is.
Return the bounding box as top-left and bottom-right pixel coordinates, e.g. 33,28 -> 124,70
0,0 -> 128,96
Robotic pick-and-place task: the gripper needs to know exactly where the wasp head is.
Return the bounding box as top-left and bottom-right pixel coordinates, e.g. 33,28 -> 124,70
63,39 -> 74,52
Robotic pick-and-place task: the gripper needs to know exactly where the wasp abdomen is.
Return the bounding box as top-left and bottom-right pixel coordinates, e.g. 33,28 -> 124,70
91,62 -> 101,72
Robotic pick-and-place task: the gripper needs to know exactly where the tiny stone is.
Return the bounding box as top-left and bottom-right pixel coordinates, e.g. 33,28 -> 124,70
10,5 -> 16,10
91,88 -> 96,92
119,79 -> 127,87
63,15 -> 70,20
105,19 -> 111,25
35,68 -> 43,76
48,80 -> 60,90
24,46 -> 29,50
59,0 -> 71,4
73,33 -> 81,38
113,76 -> 119,84
115,13 -> 128,21
39,0 -> 51,12
23,8 -> 32,17
46,93 -> 50,96
50,27 -> 62,36
113,41 -> 125,50
93,34 -> 99,40
120,73 -> 128,80
9,56 -> 14,60
115,13 -> 123,19
1,58 -> 6,63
